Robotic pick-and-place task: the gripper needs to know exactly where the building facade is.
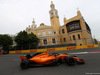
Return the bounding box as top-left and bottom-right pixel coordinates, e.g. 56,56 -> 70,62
26,1 -> 93,46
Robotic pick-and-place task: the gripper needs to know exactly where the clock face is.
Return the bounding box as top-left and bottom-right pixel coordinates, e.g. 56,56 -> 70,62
66,20 -> 81,33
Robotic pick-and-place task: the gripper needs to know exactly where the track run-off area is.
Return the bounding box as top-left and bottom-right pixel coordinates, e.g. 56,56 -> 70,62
0,44 -> 100,75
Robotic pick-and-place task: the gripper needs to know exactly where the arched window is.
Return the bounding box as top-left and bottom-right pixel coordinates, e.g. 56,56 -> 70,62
73,35 -> 76,40
38,32 -> 40,35
62,29 -> 65,34
52,38 -> 56,43
54,31 -> 56,34
43,31 -> 46,36
48,31 -> 51,34
43,39 -> 47,44
78,34 -> 81,39
63,38 -> 66,42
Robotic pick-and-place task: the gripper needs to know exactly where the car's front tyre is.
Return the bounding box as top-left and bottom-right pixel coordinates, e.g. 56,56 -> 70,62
66,57 -> 75,66
20,60 -> 29,69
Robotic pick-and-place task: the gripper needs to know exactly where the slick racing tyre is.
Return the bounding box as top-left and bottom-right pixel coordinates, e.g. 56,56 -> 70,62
67,57 -> 75,66
77,59 -> 85,64
20,60 -> 29,69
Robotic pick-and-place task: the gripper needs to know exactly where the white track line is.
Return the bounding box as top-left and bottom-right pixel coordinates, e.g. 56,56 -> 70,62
69,52 -> 88,54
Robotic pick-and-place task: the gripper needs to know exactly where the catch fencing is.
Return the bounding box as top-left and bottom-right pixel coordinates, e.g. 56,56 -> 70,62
10,38 -> 96,50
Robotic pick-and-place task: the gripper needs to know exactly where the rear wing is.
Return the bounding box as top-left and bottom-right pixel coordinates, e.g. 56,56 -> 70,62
20,56 -> 27,60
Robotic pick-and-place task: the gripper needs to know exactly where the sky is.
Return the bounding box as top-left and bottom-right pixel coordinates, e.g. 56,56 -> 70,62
0,0 -> 100,41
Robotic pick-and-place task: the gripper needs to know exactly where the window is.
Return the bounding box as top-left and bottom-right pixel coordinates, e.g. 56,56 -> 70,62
54,31 -> 56,34
70,25 -> 74,30
73,35 -> 76,40
43,31 -> 46,36
48,31 -> 51,34
43,39 -> 47,44
52,39 -> 56,43
62,29 -> 65,34
38,32 -> 40,35
63,38 -> 66,42
78,34 -> 81,39
75,23 -> 80,29
66,20 -> 81,33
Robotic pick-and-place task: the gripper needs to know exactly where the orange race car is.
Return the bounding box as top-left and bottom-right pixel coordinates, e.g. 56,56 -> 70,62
20,52 -> 85,69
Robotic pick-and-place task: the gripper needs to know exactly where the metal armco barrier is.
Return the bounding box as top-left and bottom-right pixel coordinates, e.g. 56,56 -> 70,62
9,44 -> 99,54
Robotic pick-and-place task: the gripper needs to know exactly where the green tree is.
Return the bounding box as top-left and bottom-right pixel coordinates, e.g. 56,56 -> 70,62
15,31 -> 40,49
15,31 -> 29,45
29,33 -> 39,43
0,34 -> 13,50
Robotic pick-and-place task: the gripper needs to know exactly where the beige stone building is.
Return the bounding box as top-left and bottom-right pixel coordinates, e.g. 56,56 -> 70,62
26,1 -> 93,46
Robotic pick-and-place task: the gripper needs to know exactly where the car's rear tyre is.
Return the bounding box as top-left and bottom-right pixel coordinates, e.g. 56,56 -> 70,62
20,60 -> 29,69
66,57 -> 75,66
77,59 -> 85,64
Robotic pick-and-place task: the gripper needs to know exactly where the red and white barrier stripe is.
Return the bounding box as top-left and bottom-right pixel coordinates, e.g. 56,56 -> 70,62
88,51 -> 100,53
69,51 -> 100,55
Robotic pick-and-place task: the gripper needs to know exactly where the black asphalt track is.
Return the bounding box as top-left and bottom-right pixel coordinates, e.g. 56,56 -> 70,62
0,44 -> 100,75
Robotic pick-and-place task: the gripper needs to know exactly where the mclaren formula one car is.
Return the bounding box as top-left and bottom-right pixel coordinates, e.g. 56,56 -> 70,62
20,52 -> 85,69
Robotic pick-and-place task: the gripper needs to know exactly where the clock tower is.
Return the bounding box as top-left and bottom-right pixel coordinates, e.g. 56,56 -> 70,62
49,1 -> 60,31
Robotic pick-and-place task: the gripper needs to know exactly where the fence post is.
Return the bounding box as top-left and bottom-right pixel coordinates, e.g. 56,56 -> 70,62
22,45 -> 23,50
92,38 -> 94,45
15,46 -> 16,50
55,41 -> 56,48
84,38 -> 87,45
29,43 -> 30,49
75,39 -> 77,45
